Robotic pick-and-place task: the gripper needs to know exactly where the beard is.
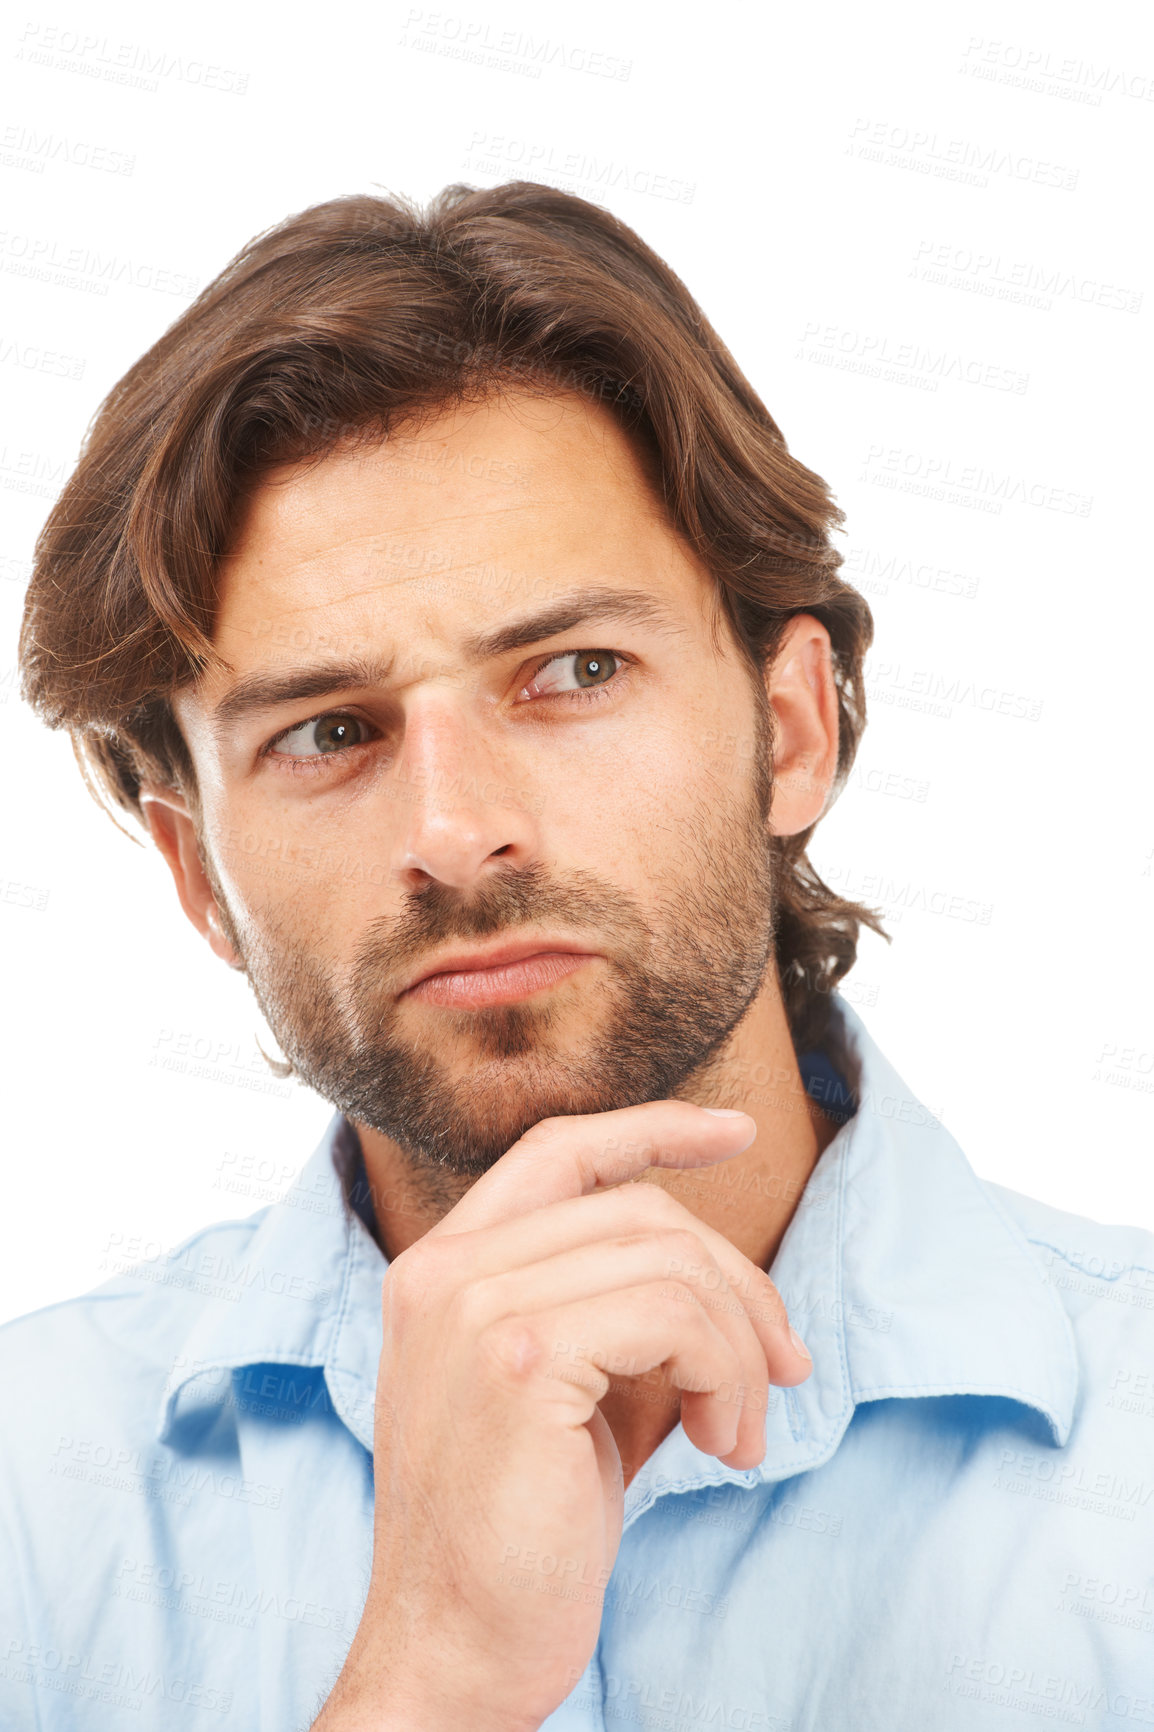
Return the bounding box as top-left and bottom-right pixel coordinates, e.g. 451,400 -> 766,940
203,699 -> 779,1184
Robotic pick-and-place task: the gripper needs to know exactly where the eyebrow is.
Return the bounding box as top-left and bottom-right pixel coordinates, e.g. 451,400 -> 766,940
209,655 -> 395,738
209,585 -> 683,739
463,585 -> 683,659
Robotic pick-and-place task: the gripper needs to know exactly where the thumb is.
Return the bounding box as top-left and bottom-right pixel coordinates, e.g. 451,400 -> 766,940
426,1100 -> 755,1237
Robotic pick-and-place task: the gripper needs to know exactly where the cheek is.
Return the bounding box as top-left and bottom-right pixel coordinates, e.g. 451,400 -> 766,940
540,727 -> 729,887
209,822 -> 378,957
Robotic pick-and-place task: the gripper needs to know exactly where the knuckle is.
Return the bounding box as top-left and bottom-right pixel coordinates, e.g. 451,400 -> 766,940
516,1115 -> 567,1148
476,1315 -> 544,1383
628,1184 -> 685,1228
383,1235 -> 467,1322
751,1275 -> 789,1329
382,1241 -> 433,1311
664,1279 -> 704,1316
445,1277 -> 492,1340
665,1225 -> 709,1259
655,1226 -> 710,1273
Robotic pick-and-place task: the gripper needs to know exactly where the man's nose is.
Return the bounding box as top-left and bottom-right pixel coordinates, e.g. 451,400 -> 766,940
388,693 -> 539,891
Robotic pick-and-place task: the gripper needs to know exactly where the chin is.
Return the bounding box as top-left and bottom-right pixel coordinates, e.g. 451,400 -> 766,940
366,1055 -> 639,1177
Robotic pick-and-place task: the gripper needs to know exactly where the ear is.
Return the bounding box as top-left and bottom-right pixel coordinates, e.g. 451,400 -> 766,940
138,783 -> 244,968
764,614 -> 840,837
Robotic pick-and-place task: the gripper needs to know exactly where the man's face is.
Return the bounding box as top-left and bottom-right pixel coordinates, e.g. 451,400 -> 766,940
173,389 -> 781,1177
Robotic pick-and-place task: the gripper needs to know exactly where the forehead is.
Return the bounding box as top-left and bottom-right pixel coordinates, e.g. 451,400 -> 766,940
209,388 -> 713,668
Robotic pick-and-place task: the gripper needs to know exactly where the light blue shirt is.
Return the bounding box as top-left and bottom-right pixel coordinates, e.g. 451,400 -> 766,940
3,997 -> 1154,1731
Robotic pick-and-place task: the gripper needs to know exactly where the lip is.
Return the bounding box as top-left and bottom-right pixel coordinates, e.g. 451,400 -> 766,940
401,936 -> 600,995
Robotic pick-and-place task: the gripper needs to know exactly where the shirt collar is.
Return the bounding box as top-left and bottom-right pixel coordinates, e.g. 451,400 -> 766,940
157,1114 -> 386,1451
158,998 -> 1078,1486
624,997 -> 1079,1521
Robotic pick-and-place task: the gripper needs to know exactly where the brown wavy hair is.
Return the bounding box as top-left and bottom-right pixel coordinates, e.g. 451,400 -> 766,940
18,181 -> 886,1051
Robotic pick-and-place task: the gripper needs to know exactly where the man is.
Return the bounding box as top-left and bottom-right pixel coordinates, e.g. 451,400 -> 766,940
5,183 -> 1152,1731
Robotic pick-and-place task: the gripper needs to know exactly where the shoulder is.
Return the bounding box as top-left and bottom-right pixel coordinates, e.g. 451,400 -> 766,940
985,1180 -> 1154,1282
0,1211 -> 267,1432
985,1178 -> 1154,1346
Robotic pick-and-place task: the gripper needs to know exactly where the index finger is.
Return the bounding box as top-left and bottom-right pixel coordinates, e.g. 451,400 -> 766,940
426,1100 -> 756,1238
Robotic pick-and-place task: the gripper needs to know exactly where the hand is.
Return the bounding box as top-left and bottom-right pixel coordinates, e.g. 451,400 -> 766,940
312,1100 -> 812,1731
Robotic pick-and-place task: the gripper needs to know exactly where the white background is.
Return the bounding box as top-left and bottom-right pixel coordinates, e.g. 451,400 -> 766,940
1,0 -> 1151,1326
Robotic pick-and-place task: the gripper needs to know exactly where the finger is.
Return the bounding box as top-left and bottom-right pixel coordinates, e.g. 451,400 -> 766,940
509,1285 -> 748,1462
431,1179 -> 811,1394
645,1199 -> 811,1386
585,1405 -> 626,1541
427,1100 -> 756,1237
458,1231 -> 771,1463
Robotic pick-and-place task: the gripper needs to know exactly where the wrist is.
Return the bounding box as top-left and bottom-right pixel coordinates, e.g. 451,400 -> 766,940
312,1656 -> 543,1732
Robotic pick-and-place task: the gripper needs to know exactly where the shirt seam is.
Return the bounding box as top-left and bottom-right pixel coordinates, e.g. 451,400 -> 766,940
829,1121 -> 853,1430
967,1179 -> 1080,1421
1021,1236 -> 1154,1282
851,1379 -> 1066,1402
323,1211 -> 374,1397
0,1288 -> 150,1337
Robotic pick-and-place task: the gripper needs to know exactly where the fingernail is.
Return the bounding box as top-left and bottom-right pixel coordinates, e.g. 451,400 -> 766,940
789,1326 -> 812,1361
703,1107 -> 748,1117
